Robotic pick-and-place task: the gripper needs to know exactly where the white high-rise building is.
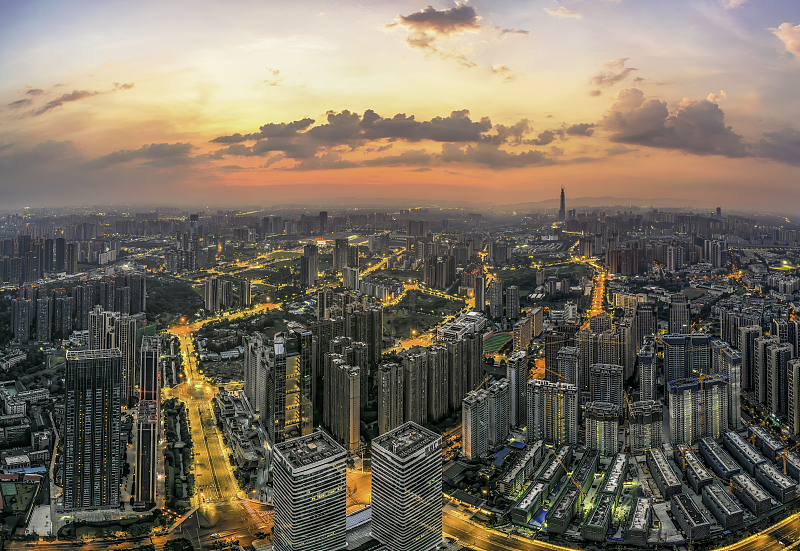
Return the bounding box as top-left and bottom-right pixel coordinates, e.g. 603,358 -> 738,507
590,364 -> 624,409
585,401 -> 619,456
487,378 -> 510,446
638,335 -> 657,401
372,422 -> 443,551
557,346 -> 580,387
507,351 -> 528,428
527,379 -> 579,445
273,431 -> 347,551
462,390 -> 489,459
719,345 -> 742,430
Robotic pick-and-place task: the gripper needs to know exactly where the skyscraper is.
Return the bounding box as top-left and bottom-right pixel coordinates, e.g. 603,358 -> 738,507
273,431 -> 347,551
326,362 -> 361,454
557,346 -> 580,387
300,243 -> 319,288
558,186 -> 565,222
788,359 -> 800,436
88,306 -> 139,405
755,336 -> 780,404
267,330 -> 314,444
527,379 -> 579,445
507,351 -> 528,428
630,400 -> 663,452
135,336 -> 161,509
739,325 -> 762,391
719,344 -> 742,430
506,285 -> 520,320
333,238 -> 348,272
371,422 -> 443,551
474,275 -> 485,313
767,343 -> 793,415
63,348 -> 122,510
488,278 -> 503,318
590,364 -> 624,409
377,361 -> 404,435
669,294 -> 691,334
462,389 -> 489,459
639,335 -> 657,401
585,401 -> 619,456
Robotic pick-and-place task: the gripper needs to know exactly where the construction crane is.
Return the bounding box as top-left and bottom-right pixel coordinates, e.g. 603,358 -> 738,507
777,441 -> 800,475
748,418 -> 771,447
548,445 -> 586,501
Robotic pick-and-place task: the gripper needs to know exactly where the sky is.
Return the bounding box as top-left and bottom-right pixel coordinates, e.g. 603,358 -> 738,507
2,0 -> 800,212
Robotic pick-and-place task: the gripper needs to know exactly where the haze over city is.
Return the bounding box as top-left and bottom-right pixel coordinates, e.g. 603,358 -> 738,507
3,0 -> 800,211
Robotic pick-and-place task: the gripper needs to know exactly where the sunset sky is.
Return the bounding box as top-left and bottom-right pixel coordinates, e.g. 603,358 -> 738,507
2,0 -> 800,211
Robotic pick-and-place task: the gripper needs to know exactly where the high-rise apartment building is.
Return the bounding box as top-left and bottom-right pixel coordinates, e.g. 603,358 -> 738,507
557,346 -> 580,387
669,295 -> 691,334
462,389 -> 489,459
755,336 -> 780,405
585,402 -> 619,456
474,275 -> 485,313
35,296 -> 51,342
527,379 -> 579,445
507,351 -> 528,428
506,285 -> 520,320
300,243 -> 319,288
333,238 -> 348,272
767,343 -> 793,416
666,245 -> 684,272
88,306 -> 138,405
267,330 -> 314,444
634,302 -> 657,353
663,333 -> 712,384
488,278 -> 503,318
590,364 -> 624,409
372,422 -> 443,551
639,335 -> 657,401
513,316 -> 533,353
273,431 -> 347,551
630,400 -> 663,452
326,362 -> 361,454
377,362 -> 404,435
487,378 -> 510,446
243,334 -> 268,419
204,276 -> 233,313
719,344 -> 742,430
135,336 -> 161,509
739,325 -> 762,391
788,359 -> 800,436
667,376 -> 729,445
63,349 -> 122,510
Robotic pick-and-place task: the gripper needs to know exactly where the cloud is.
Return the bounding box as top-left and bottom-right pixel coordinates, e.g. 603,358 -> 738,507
220,165 -> 245,170
756,128 -> 800,164
441,142 -> 555,168
409,167 -> 433,172
7,99 -> 33,109
211,118 -> 315,143
706,90 -> 727,103
605,144 -> 637,156
113,83 -> 134,90
544,6 -> 581,19
720,0 -> 748,7
566,123 -> 596,136
389,3 -> 481,35
771,23 -> 800,61
0,140 -> 82,172
363,149 -> 435,167
26,89 -> 44,96
524,130 -> 556,146
34,90 -> 100,115
492,65 -> 517,82
588,90 -> 602,97
600,88 -> 746,157
286,153 -> 359,171
87,142 -> 196,168
496,28 -> 529,35
590,58 -> 638,87
266,67 -> 280,76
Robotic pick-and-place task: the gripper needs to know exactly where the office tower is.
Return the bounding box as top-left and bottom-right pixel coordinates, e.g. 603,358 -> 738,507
506,286 -> 520,320
669,295 -> 691,334
513,316 -> 533,353
666,245 -> 684,272
755,336 -> 780,404
273,432 -> 347,551
488,278 -> 503,318
63,349 -> 122,510
767,343 -> 793,415
507,351 -> 528,428
487,378 -> 510,446
135,336 -> 161,509
12,298 -> 31,343
474,275 -> 485,313
558,186 -> 566,221
462,390 -> 489,459
333,238 -> 348,272
300,243 -> 319,288
719,345 -> 742,430
557,346 -> 580,387
377,362 -> 404,435
639,335 -> 657,401
55,237 -> 66,271
788,359 -> 800,435
739,325 -> 762,391
36,296 -> 51,342
342,266 -> 359,290
267,330 -> 314,445
327,363 -> 361,454
372,422 -> 443,551
401,349 -> 429,426
633,302 -> 657,353
243,334 -> 268,419
88,307 -> 138,404
630,400 -> 663,452
590,364 -> 623,409
66,242 -> 78,274
585,402 -> 619,456
527,379 -> 579,445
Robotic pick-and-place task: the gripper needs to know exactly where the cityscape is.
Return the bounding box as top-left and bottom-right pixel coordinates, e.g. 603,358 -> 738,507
4,1 -> 800,551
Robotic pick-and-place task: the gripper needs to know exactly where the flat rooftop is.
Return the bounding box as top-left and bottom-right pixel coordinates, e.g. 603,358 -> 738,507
650,449 -> 680,487
586,494 -> 614,527
371,421 -> 440,460
628,497 -> 651,530
757,462 -> 796,490
704,483 -> 743,517
602,453 -> 628,496
275,431 -> 345,470
732,473 -> 770,502
516,481 -> 547,512
751,426 -> 784,451
673,493 -> 708,527
701,437 -> 740,473
725,431 -> 767,466
549,488 -> 578,520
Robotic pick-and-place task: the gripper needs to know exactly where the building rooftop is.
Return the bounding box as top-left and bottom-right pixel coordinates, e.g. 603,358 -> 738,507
630,400 -> 662,415
751,425 -> 784,452
704,483 -> 743,517
500,440 -> 544,485
549,487 -> 578,520
66,348 -> 122,360
650,449 -> 680,487
516,481 -> 547,512
732,473 -> 770,502
574,450 -> 598,485
539,445 -> 571,482
275,430 -> 345,470
586,494 -> 614,527
628,497 -> 651,531
757,462 -> 796,490
725,431 -> 767,466
371,421 -> 441,460
684,451 -> 713,484
672,493 -> 708,527
700,437 -> 740,474
602,453 -> 628,496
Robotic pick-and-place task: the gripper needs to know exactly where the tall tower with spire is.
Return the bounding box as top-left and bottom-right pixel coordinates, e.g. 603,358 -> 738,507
559,186 -> 566,221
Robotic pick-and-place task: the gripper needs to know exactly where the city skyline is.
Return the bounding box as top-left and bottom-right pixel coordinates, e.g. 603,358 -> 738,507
2,1 -> 800,211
